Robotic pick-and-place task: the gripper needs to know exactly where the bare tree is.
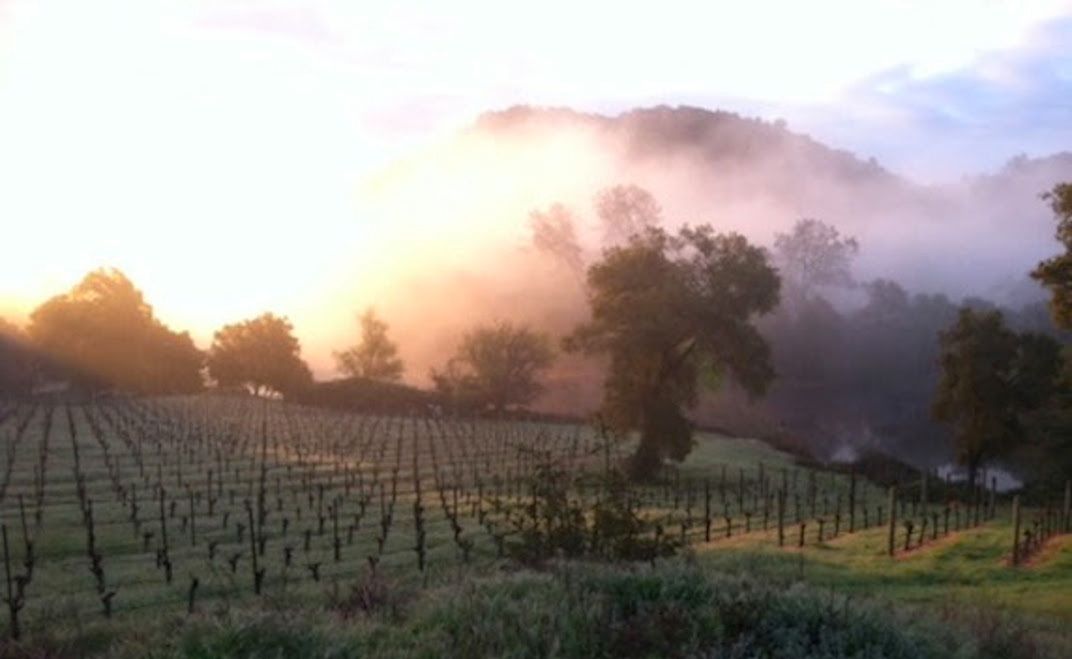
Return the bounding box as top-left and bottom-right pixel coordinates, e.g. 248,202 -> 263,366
596,184 -> 662,246
529,203 -> 584,275
773,218 -> 859,302
334,308 -> 404,382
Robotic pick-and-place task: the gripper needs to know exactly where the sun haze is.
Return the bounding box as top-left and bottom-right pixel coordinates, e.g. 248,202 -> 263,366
1,0 -> 1070,375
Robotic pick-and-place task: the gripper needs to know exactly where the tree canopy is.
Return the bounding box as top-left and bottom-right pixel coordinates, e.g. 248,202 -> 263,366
1032,182 -> 1072,329
432,321 -> 554,414
932,308 -> 1061,486
566,224 -> 780,479
27,268 -> 203,394
529,203 -> 584,275
207,313 -> 312,396
773,218 -> 858,302
334,308 -> 404,382
0,318 -> 34,395
596,184 -> 662,246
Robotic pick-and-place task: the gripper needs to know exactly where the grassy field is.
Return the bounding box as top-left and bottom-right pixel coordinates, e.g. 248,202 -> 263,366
672,440 -> 1072,620
0,396 -> 1068,657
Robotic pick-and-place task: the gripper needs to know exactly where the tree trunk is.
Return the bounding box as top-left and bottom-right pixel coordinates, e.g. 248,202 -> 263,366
966,457 -> 980,494
628,431 -> 662,481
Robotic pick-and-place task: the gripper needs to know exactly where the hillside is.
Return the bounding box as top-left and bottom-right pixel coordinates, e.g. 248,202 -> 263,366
353,105 -> 1072,463
467,105 -> 1071,301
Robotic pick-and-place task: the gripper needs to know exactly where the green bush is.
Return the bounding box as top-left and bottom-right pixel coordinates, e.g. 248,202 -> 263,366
34,562 -> 1065,659
355,563 -> 1058,659
506,461 -> 679,566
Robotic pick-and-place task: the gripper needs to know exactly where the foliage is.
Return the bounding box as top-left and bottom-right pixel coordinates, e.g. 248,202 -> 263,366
1031,182 -> 1072,329
932,308 -> 1061,485
160,562 -> 1065,659
2,397 -> 1070,658
774,217 -> 859,302
566,224 -> 780,479
0,317 -> 22,341
507,459 -> 589,565
734,275 -> 1071,459
0,318 -> 35,395
1018,345 -> 1072,491
293,376 -> 440,414
333,308 -> 404,382
176,612 -> 341,659
431,321 -> 554,413
507,459 -> 678,566
529,203 -> 584,275
596,184 -> 662,246
27,268 -> 203,394
329,568 -> 412,622
207,312 -> 312,396
590,471 -> 679,562
1017,182 -> 1072,487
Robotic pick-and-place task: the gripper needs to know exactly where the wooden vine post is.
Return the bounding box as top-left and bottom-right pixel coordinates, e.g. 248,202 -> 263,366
2,525 -> 23,640
776,489 -> 785,546
887,486 -> 897,557
1011,495 -> 1021,567
848,469 -> 856,533
1063,480 -> 1070,533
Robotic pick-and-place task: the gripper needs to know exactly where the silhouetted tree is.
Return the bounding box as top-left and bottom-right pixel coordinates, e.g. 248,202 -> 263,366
432,322 -> 554,413
1032,182 -> 1072,329
847,280 -> 948,392
566,224 -> 779,479
208,313 -> 311,396
0,318 -> 21,339
772,295 -> 845,384
774,218 -> 858,302
27,268 -> 202,394
596,184 -> 661,246
1022,354 -> 1072,490
1012,333 -> 1064,409
0,318 -> 34,395
529,203 -> 584,275
932,308 -> 1061,487
334,308 -> 403,382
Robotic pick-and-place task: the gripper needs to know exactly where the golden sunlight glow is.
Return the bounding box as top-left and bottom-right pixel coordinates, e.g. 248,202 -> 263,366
0,0 -> 1068,376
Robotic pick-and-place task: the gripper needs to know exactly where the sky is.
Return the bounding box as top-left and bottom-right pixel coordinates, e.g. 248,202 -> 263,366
1,0 -> 1071,369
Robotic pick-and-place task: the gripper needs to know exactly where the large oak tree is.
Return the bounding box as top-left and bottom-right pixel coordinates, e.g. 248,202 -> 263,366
566,225 -> 780,479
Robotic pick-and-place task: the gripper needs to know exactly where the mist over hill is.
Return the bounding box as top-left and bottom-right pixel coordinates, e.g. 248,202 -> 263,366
343,104 -> 1071,463
470,105 -> 1070,304
362,103 -> 1070,363
14,103 -> 1061,465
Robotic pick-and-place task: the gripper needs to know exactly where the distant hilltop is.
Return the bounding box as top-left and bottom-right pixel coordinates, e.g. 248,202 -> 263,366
475,104 -> 1071,190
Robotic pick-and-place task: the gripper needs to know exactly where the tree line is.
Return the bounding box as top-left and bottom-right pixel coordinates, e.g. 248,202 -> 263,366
0,272 -> 558,409
1,181 -> 1070,484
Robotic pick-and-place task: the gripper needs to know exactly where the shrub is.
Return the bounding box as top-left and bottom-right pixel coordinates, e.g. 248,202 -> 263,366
507,459 -> 679,566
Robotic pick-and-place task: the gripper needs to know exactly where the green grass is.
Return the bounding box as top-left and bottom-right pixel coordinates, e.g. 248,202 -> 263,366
10,560 -> 1067,658
0,398 -> 1069,656
690,520 -> 1072,619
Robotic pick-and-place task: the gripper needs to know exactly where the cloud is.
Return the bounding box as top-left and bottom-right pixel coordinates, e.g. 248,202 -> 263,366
1,0 -> 1071,364
784,16 -> 1072,179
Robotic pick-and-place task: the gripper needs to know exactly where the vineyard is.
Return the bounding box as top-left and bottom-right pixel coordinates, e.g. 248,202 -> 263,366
0,395 -> 1069,652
